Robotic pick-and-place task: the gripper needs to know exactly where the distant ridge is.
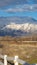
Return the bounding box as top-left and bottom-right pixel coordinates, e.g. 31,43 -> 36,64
0,16 -> 37,36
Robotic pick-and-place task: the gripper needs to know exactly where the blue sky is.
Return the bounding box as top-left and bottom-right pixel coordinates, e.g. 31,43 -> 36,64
0,0 -> 37,20
0,11 -> 37,20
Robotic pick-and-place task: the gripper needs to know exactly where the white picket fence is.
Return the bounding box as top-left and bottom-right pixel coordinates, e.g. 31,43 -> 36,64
0,54 -> 37,65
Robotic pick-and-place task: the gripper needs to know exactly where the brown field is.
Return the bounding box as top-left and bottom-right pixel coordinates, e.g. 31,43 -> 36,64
0,36 -> 37,64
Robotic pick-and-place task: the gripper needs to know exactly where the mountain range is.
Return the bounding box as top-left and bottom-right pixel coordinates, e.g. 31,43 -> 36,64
0,16 -> 37,36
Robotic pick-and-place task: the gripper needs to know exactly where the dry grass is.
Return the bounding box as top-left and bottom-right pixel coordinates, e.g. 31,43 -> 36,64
0,36 -> 37,64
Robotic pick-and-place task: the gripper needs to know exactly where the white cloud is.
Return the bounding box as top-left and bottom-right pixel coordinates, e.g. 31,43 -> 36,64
3,4 -> 37,13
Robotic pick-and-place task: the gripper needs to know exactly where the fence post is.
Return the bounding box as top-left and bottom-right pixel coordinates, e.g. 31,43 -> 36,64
14,56 -> 18,65
4,55 -> 7,65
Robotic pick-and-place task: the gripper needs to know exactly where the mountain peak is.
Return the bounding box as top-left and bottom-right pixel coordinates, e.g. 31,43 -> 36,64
0,16 -> 37,36
1,22 -> 37,32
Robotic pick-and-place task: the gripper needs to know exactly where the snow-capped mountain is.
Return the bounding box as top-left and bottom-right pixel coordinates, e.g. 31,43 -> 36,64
0,16 -> 37,36
1,23 -> 37,32
0,22 -> 37,36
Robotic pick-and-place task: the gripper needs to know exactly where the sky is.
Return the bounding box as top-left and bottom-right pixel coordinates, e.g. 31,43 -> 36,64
0,0 -> 37,20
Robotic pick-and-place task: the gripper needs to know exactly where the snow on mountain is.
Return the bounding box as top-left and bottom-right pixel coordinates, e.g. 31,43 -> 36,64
1,22 -> 37,33
0,16 -> 37,36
